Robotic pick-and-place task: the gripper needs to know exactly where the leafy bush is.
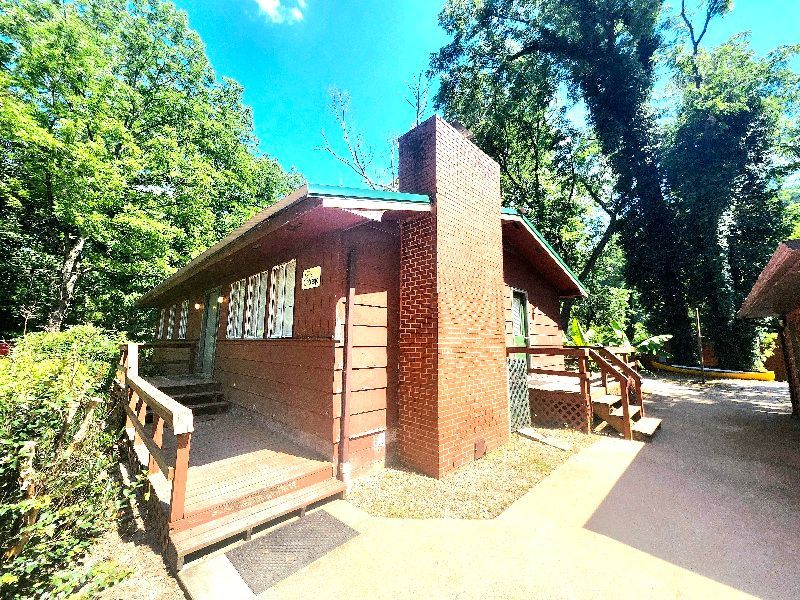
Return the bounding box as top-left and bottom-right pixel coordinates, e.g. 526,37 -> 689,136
0,325 -> 130,598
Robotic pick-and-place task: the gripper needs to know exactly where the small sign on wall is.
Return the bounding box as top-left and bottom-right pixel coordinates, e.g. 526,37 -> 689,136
301,266 -> 322,290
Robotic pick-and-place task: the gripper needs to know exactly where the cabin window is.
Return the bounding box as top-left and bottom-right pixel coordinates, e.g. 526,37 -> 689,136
177,300 -> 188,339
511,290 -> 529,347
166,305 -> 176,339
244,271 -> 269,339
157,308 -> 166,339
267,259 -> 296,338
226,279 -> 246,339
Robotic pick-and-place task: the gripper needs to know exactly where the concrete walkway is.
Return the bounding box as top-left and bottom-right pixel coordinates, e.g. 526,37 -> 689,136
180,378 -> 800,600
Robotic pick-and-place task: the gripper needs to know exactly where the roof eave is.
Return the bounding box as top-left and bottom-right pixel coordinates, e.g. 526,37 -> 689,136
501,210 -> 588,298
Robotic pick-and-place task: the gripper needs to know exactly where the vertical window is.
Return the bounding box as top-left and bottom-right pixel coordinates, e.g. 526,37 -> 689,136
512,290 -> 528,347
157,308 -> 166,339
226,279 -> 246,339
244,271 -> 269,339
166,305 -> 176,339
178,300 -> 189,339
268,259 -> 296,338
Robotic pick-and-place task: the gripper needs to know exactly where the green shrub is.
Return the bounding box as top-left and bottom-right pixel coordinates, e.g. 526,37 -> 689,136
0,325 -> 130,598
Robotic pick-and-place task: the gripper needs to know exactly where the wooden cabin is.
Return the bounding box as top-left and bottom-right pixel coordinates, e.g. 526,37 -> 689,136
115,116 -> 657,569
739,239 -> 800,418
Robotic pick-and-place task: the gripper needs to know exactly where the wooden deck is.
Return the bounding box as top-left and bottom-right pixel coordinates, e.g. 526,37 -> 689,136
117,347 -> 344,570
135,405 -> 345,568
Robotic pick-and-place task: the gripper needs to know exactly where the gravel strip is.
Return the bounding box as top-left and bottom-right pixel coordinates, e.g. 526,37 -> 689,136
347,428 -> 595,520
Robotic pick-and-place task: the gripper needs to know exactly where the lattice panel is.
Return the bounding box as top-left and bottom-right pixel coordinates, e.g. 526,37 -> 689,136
530,391 -> 590,433
507,356 -> 532,430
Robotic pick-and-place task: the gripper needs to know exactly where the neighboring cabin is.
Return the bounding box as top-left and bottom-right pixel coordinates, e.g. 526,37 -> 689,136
138,116 -> 585,480
739,240 -> 800,418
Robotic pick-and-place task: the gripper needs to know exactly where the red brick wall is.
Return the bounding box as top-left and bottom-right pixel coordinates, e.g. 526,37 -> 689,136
397,214 -> 439,475
398,116 -> 509,477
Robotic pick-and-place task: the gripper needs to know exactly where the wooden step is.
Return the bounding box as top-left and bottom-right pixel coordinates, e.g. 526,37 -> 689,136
171,391 -> 226,405
170,478 -> 346,566
632,416 -> 662,441
592,394 -> 621,408
175,461 -> 334,531
188,400 -> 230,416
610,405 -> 642,420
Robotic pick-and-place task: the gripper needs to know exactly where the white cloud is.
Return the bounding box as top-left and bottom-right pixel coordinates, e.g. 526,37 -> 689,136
253,0 -> 305,24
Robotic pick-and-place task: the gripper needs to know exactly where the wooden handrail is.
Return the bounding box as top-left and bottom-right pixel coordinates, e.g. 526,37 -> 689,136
588,348 -> 632,439
507,346 -> 590,357
126,374 -> 194,434
595,347 -> 644,417
117,343 -> 193,524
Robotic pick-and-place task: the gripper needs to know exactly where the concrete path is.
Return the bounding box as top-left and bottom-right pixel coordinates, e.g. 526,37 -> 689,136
180,378 -> 800,600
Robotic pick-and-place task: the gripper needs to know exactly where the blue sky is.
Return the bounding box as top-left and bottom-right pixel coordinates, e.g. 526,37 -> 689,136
172,0 -> 800,187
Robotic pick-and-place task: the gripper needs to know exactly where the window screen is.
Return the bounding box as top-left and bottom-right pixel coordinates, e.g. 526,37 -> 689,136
166,305 -> 176,339
244,271 -> 269,339
157,308 -> 166,339
226,279 -> 246,338
267,259 -> 296,338
177,300 -> 189,339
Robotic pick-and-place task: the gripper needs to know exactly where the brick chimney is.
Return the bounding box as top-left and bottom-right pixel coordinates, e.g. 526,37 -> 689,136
396,116 -> 509,478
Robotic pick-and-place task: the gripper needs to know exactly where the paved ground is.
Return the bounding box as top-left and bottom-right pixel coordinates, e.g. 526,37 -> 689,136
179,377 -> 800,600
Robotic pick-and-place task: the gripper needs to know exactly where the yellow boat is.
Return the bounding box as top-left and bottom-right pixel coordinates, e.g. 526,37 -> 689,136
646,359 -> 775,382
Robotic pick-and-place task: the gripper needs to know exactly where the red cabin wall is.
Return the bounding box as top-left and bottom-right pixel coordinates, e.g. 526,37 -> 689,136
332,224 -> 400,476
213,234 -> 342,459
503,246 -> 565,369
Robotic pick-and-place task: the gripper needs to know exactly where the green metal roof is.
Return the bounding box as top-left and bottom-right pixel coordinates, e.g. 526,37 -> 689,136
501,206 -> 588,296
307,183 -> 430,204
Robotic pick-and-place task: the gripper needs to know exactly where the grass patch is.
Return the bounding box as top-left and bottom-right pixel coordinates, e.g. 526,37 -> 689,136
346,428 -> 595,519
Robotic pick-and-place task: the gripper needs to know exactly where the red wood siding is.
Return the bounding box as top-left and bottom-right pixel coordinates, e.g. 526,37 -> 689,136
212,235 -> 343,458
503,245 -> 565,369
332,224 -> 400,476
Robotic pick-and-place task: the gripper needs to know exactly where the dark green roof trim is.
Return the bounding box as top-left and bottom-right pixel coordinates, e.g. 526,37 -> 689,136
307,183 -> 430,204
502,207 -> 588,297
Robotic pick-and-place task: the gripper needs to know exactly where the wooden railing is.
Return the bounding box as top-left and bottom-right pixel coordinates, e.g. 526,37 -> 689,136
137,340 -> 198,376
117,343 -> 194,524
507,344 -> 641,440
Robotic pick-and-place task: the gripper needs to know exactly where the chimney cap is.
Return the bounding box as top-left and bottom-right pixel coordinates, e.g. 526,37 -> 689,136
449,120 -> 475,142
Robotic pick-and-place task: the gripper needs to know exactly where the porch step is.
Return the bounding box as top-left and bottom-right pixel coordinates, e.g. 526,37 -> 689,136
592,394 -> 621,408
151,376 -> 223,396
144,399 -> 229,420
610,405 -> 642,419
170,390 -> 226,405
632,416 -> 662,441
186,400 -> 230,416
175,456 -> 335,531
170,478 -> 346,568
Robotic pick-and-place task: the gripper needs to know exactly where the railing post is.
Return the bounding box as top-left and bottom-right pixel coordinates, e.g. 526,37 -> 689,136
148,414 -> 164,476
578,350 -> 591,433
169,432 -> 191,525
620,382 -> 633,440
133,394 -> 146,446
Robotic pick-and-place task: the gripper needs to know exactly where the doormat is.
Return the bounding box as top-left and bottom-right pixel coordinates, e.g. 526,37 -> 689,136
225,510 -> 359,594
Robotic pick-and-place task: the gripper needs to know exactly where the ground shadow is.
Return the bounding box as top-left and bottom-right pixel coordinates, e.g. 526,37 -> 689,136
583,377 -> 800,599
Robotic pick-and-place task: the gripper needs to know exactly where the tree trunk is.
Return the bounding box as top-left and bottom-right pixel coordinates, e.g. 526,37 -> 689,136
560,215 -> 620,329
46,237 -> 86,332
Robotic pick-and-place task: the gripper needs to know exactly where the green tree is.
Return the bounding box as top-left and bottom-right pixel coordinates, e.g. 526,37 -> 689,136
433,0 -> 697,358
0,0 -> 298,337
665,35 -> 799,368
